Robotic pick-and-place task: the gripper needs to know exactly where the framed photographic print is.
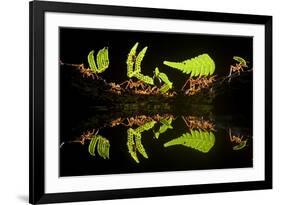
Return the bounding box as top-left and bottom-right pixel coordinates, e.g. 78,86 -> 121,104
29,0 -> 272,204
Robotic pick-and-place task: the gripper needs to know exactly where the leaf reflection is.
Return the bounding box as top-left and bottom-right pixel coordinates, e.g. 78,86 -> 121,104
164,130 -> 215,153
62,114 -> 251,162
153,117 -> 173,139
127,120 -> 156,163
88,135 -> 110,159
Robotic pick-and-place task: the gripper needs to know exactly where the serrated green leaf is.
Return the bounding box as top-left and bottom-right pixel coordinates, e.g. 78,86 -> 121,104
164,130 -> 215,153
164,53 -> 216,77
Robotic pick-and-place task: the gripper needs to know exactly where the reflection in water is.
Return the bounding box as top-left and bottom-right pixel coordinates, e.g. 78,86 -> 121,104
153,117 -> 173,139
228,128 -> 248,151
182,116 -> 215,131
60,113 -> 252,176
62,114 -> 250,165
164,130 -> 215,153
127,121 -> 156,163
70,129 -> 98,145
108,114 -> 174,127
88,135 -> 110,159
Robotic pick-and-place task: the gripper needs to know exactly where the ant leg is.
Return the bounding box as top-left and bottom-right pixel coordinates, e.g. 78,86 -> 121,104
229,128 -> 234,142
120,80 -> 128,86
181,115 -> 189,127
140,82 -> 145,90
151,86 -> 157,92
228,66 -> 234,82
228,66 -> 233,77
181,78 -> 190,91
125,80 -> 132,89
90,73 -> 96,80
187,80 -> 195,94
94,73 -> 99,79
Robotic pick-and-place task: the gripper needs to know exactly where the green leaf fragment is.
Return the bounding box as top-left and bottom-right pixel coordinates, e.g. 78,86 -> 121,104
88,135 -> 99,156
96,47 -> 109,73
135,47 -> 147,73
87,50 -> 98,73
127,128 -> 140,163
233,140 -> 248,151
127,120 -> 156,163
134,72 -> 154,85
154,117 -> 173,139
164,130 -> 215,153
135,132 -> 148,159
164,53 -> 216,77
135,120 -> 156,133
88,135 -> 110,159
126,43 -> 155,85
87,47 -> 110,74
97,137 -> 110,159
233,56 -> 247,67
154,67 -> 173,93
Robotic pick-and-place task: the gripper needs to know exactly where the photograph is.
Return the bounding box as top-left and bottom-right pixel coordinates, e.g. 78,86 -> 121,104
59,27 -> 253,177
29,1 -> 272,203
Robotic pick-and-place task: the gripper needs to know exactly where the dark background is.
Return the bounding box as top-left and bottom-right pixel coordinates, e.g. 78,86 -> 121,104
59,27 -> 253,177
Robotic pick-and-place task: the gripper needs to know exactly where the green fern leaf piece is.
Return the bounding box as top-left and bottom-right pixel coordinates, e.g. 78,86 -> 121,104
96,47 -> 109,73
97,136 -> 110,159
135,132 -> 148,159
164,53 -> 215,77
206,54 -> 215,75
88,135 -> 110,159
127,121 -> 156,163
135,120 -> 156,133
132,47 -> 155,84
233,56 -> 247,67
233,140 -> 248,151
154,67 -> 173,93
194,57 -> 201,77
135,47 -> 147,73
181,60 -> 191,74
126,42 -> 139,78
198,56 -> 206,76
87,50 -> 98,73
160,117 -> 173,128
159,72 -> 172,86
127,128 -> 140,163
163,61 -> 185,73
154,117 -> 173,139
87,47 -> 110,74
134,72 -> 154,85
88,135 -> 99,156
126,43 -> 155,85
164,130 -> 215,153
159,84 -> 169,93
201,54 -> 211,75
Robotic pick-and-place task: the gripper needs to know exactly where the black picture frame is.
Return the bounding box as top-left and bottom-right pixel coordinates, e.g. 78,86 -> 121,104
29,0 -> 272,204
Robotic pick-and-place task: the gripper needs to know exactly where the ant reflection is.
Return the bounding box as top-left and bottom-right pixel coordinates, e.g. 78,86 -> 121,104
228,128 -> 249,150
